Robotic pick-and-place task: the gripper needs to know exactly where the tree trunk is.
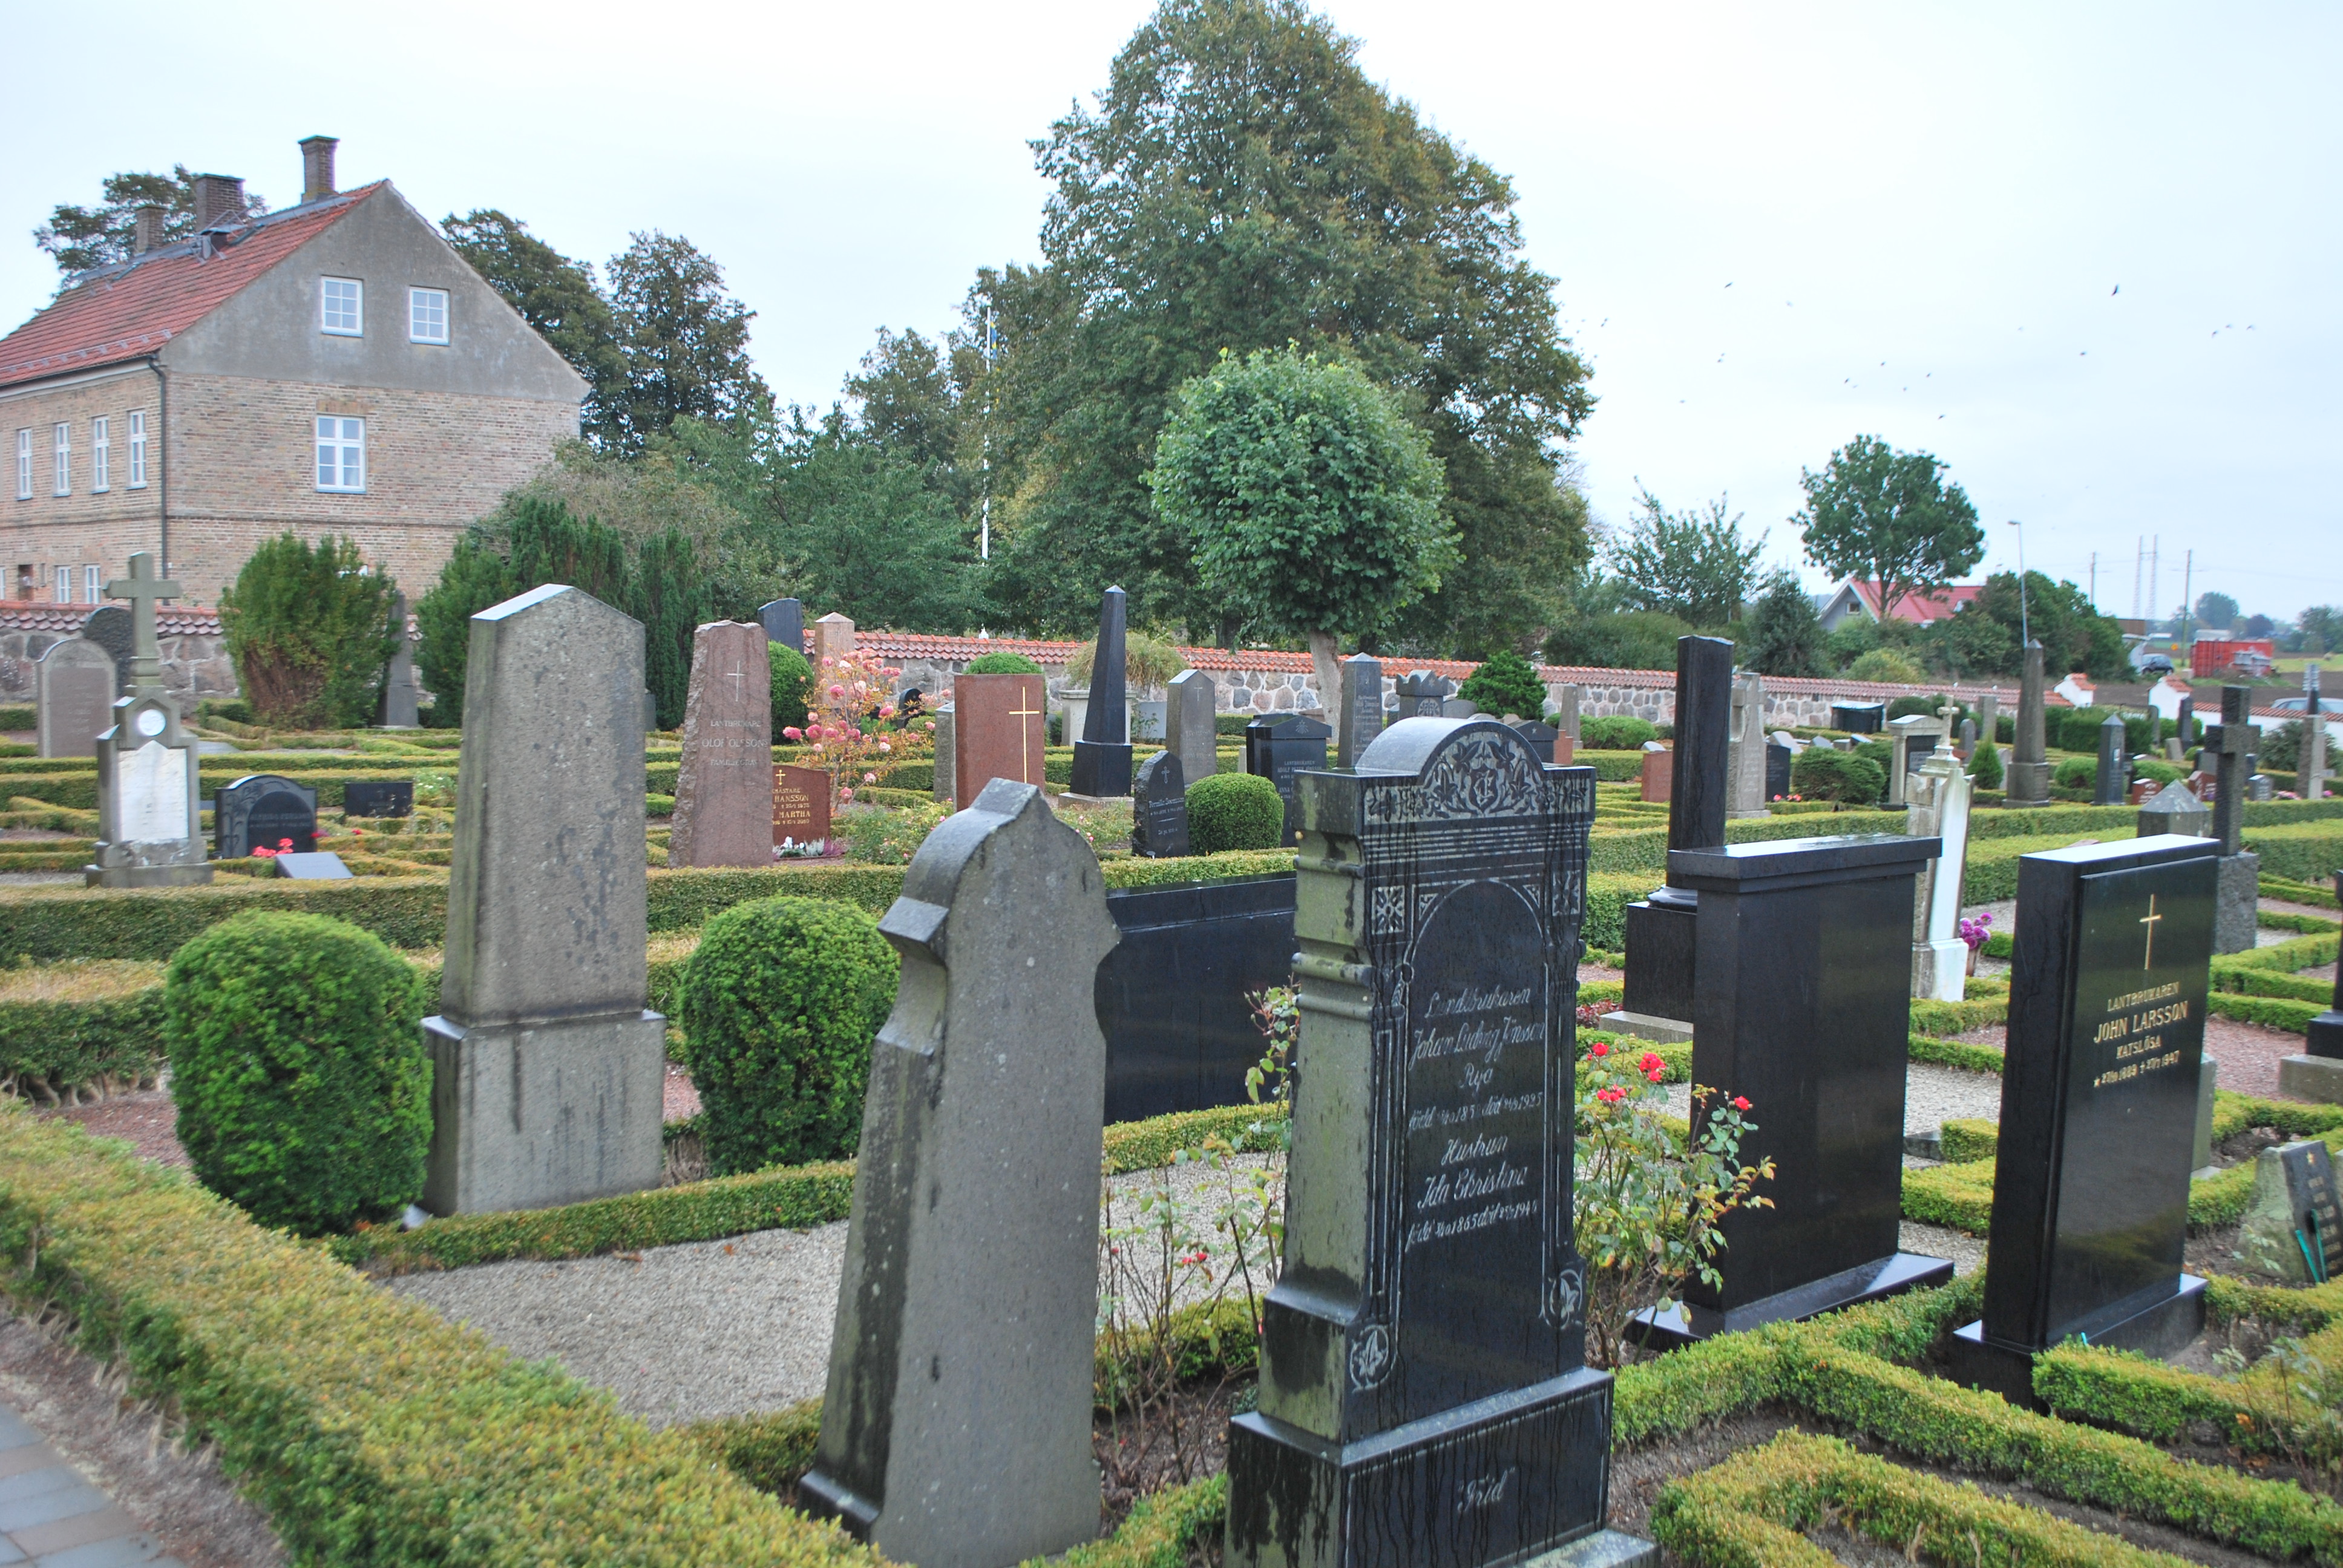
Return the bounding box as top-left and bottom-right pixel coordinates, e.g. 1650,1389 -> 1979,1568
1306,629 -> 1343,719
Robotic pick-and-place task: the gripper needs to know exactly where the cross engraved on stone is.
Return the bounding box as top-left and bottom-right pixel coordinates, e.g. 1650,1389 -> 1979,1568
1009,693 -> 1043,782
103,550 -> 180,688
2140,895 -> 2163,969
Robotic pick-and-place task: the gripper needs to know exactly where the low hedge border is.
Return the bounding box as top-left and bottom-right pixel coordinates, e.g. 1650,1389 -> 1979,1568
2264,875 -> 2341,910
2209,993 -> 2324,1033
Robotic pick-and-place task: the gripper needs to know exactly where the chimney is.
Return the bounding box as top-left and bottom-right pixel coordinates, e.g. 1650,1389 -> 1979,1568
132,205 -> 166,255
300,136 -> 338,204
191,174 -> 246,230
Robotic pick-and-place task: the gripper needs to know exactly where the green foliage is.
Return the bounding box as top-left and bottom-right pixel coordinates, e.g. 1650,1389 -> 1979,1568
1740,569 -> 1825,677
163,912 -> 430,1233
1607,488 -> 1766,627
1541,609 -> 1693,671
1967,735 -> 2004,788
1790,747 -> 1885,804
1795,434 -> 1984,619
770,419 -> 985,633
678,897 -> 899,1174
603,230 -> 770,454
1579,715 -> 1658,750
2196,590 -> 2239,630
768,643 -> 813,733
217,534 -> 400,728
1457,650 -> 1546,717
1185,772 -> 1288,854
442,211 -> 626,441
1971,570 -> 2128,679
2053,755 -> 2099,789
36,166 -> 270,277
1069,632 -> 1187,691
963,651 -> 1043,675
626,528 -> 716,729
1844,647 -> 1926,684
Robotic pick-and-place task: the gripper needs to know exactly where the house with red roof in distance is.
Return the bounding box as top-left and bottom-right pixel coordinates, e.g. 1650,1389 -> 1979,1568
1813,578 -> 1985,633
0,137 -> 583,609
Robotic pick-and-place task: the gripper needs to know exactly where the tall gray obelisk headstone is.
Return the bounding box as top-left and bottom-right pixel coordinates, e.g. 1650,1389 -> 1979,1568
85,554 -> 210,888
2094,713 -> 2128,806
1335,652 -> 1383,769
1166,668 -> 1218,785
2204,685 -> 2260,955
800,780 -> 1119,1568
2007,643 -> 2051,806
669,621 -> 773,867
423,584 -> 664,1214
36,639 -> 115,760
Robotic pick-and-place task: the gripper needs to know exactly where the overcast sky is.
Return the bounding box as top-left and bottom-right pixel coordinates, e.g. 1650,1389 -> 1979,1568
5,1 -> 2335,621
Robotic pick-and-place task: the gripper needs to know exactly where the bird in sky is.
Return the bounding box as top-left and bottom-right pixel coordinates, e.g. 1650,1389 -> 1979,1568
2112,285 -> 2120,295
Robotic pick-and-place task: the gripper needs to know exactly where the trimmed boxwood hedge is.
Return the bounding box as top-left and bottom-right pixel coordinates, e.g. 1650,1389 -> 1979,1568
1185,773 -> 1286,854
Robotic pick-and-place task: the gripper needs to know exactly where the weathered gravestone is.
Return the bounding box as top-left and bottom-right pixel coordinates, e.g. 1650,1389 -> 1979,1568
2137,780 -> 2208,838
1637,744 -> 1672,803
1069,585 -> 1133,798
214,774 -> 318,860
1336,653 -> 1383,769
758,597 -> 805,653
78,605 -> 134,702
801,780 -> 1119,1568
952,672 -> 1047,802
1634,830 -> 1951,1348
1908,750 -> 1974,1003
379,593 -> 421,727
423,584 -> 664,1215
928,705 -> 955,803
344,779 -> 414,818
670,621 -> 773,868
1440,696 -> 1480,719
1555,683 -> 1582,746
2006,642 -> 2051,806
36,638 -> 114,759
1166,668 -> 1217,785
2094,713 -> 2128,806
86,554 -> 208,888
1886,712 -> 1946,807
1956,717 -> 1977,759
772,763 -> 833,849
2238,1141 -> 2343,1284
1949,835 -> 2218,1405
1728,670 -> 1766,817
1227,717 -> 1648,1568
1765,736 -> 1794,803
1129,748 -> 1188,858
1244,712 -> 1331,845
1613,636 -> 1732,1043
1394,669 -> 1453,717
2202,685 -> 2259,954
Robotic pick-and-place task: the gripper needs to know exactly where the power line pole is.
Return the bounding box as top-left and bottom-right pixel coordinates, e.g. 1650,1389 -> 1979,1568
2180,549 -> 2194,647
2089,551 -> 2097,609
978,304 -> 997,562
2132,536 -> 2143,621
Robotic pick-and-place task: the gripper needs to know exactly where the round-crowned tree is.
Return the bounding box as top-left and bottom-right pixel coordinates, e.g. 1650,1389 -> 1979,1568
165,912 -> 431,1233
1152,347 -> 1453,704
678,896 -> 899,1175
1186,771 -> 1288,854
1458,650 -> 1546,717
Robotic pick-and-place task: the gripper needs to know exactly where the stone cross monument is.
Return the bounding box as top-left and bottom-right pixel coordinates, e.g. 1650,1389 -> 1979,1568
1908,746 -> 1974,1002
85,552 -> 210,888
2007,643 -> 2050,806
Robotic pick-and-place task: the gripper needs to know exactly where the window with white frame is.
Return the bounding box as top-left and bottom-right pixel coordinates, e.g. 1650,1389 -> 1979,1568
51,425 -> 68,495
320,277 -> 363,336
315,416 -> 364,492
90,417 -> 109,492
126,410 -> 147,488
408,287 -> 449,344
83,564 -> 99,604
12,431 -> 27,500
53,567 -> 70,604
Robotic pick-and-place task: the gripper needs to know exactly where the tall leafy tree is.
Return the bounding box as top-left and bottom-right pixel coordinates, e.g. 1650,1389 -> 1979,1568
605,232 -> 769,453
1795,435 -> 1984,618
1607,488 -> 1767,627
35,167 -> 270,277
2194,590 -> 2238,630
1971,570 -> 2126,679
413,499 -> 634,724
846,329 -> 970,507
771,414 -> 987,634
1740,569 -> 1826,678
442,211 -> 627,442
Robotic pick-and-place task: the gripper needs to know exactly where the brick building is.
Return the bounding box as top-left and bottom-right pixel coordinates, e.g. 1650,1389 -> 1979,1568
0,137 -> 584,608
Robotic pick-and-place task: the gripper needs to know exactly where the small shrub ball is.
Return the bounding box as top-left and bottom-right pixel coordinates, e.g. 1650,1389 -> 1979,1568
165,911 -> 431,1234
1186,771 -> 1288,854
679,895 -> 899,1175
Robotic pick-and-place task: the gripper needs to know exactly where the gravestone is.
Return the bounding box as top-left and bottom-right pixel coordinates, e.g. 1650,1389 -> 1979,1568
772,763 -> 833,848
1129,749 -> 1189,858
929,705 -> 955,803
36,638 -> 114,759
1439,696 -> 1479,719
1908,751 -> 1974,1002
2279,876 -> 2343,1096
1394,669 -> 1453,717
379,593 -> 421,727
1070,586 -> 1133,798
1727,671 -> 1766,817
2007,642 -> 2051,806
2304,663 -> 2330,802
1830,701 -> 1883,733
2174,693 -> 2194,750
423,584 -> 664,1215
1243,713 -> 1331,844
1336,653 -> 1383,769
1765,738 -> 1793,803
1886,713 -> 1946,807
2252,773 -> 2275,802
2202,686 -> 2259,955
1510,719 -> 1559,765
758,597 -> 805,653
2094,713 -> 2128,806
1227,717 -> 1642,1568
812,611 -> 856,668
79,605 -> 134,701
273,851 -> 352,880
2137,780 -> 2207,839
1978,691 -> 2000,750
1167,668 -> 1217,785
214,774 -> 318,860
1555,684 -> 1582,745
86,554 -> 209,888
669,621 -> 773,868
1634,831 -> 1951,1348
1614,636 -> 1732,1042
2310,874 -> 2343,1060
1637,745 -> 1672,803
344,779 -> 415,818
952,673 -> 1047,802
1948,835 -> 2219,1405
1098,874 -> 1295,1123
2238,1142 -> 2343,1283
1057,685 -> 1090,749
801,780 -> 1118,1568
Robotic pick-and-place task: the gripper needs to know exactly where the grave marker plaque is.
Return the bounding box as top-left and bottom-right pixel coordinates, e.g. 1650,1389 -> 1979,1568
36,639 -> 115,759
344,779 -> 415,818
773,764 -> 833,847
274,851 -> 352,880
1950,835 -> 2217,1405
1129,749 -> 1188,858
214,774 -> 319,860
1336,653 -> 1384,769
952,673 -> 1047,803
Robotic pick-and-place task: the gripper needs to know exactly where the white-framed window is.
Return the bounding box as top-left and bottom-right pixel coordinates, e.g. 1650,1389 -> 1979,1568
12,430 -> 27,500
83,564 -> 99,604
408,287 -> 449,344
315,416 -> 364,492
90,417 -> 109,492
51,424 -> 68,495
126,409 -> 147,488
320,277 -> 363,336
52,567 -> 70,604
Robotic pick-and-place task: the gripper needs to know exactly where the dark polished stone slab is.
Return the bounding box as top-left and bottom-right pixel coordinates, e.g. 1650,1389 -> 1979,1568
1667,638 -> 1732,869
1071,586 -> 1133,797
1631,1252 -> 1955,1350
214,773 -> 318,860
1245,713 -> 1331,844
1096,872 -> 1294,1123
343,779 -> 414,818
758,598 -> 805,652
1130,749 -> 1189,858
1765,742 -> 1791,803
1949,1275 -> 2206,1409
1620,894 -> 1696,1022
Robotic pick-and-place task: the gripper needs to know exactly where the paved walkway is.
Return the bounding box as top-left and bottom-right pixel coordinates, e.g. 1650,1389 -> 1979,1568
0,1403 -> 179,1567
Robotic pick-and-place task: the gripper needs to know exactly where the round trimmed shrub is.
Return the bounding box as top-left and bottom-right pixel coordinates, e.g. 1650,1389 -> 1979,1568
165,912 -> 431,1234
1789,747 -> 1886,804
1458,650 -> 1546,718
770,642 -> 813,733
1187,772 -> 1288,854
1844,648 -> 1927,684
2053,756 -> 2098,790
963,651 -> 1043,675
679,896 -> 899,1175
1580,715 -> 1658,750
2134,757 -> 2181,787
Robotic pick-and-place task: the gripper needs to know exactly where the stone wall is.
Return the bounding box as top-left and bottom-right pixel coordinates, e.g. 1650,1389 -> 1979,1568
0,608 -> 234,707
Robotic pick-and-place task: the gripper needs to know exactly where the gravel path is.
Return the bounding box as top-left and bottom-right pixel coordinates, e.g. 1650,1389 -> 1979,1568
1662,1062 -> 2001,1140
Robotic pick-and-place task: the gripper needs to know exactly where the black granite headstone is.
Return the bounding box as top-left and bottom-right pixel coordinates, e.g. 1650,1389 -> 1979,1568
1129,750 -> 1189,859
2094,713 -> 2127,805
1071,586 -> 1134,797
2307,872 -> 2343,1059
1622,636 -> 1732,1027
80,605 -> 135,701
1097,873 -> 1293,1123
1227,718 -> 1638,1568
213,774 -> 318,859
758,598 -> 805,653
342,779 -> 415,818
1393,669 -> 1454,717
1830,701 -> 1884,733
1949,835 -> 2218,1405
1765,740 -> 1793,802
2175,694 -> 2195,746
1509,719 -> 1559,764
1243,713 -> 1331,844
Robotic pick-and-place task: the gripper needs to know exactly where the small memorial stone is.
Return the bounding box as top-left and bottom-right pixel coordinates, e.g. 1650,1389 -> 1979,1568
952,672 -> 1047,802
758,597 -> 805,653
273,851 -> 353,880
1167,668 -> 1217,784
1728,670 -> 1766,817
1440,696 -> 1479,719
86,554 -> 209,888
1335,653 -> 1383,769
1242,712 -> 1330,844
1129,749 -> 1188,858
2094,712 -> 2128,806
344,779 -> 414,818
36,638 -> 114,760
214,774 -> 319,860
2238,1141 -> 2343,1284
1510,718 -> 1559,764
1638,743 -> 1672,803
772,763 -> 833,849
669,622 -> 773,868
1394,668 -> 1453,717
1765,738 -> 1793,802
2137,780 -> 2208,839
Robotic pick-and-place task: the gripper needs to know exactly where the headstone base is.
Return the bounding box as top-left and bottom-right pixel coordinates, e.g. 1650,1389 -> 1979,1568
1527,1532 -> 1660,1568
84,860 -> 212,889
422,1011 -> 666,1215
2214,852 -> 2259,954
1911,937 -> 1968,1003
2279,1054 -> 2343,1103
1225,1369 -> 1614,1568
1630,1253 -> 1953,1351
1621,893 -> 1696,1021
2309,1010 -> 2343,1060
1947,1275 -> 2206,1410
2004,760 -> 2051,806
1069,739 -> 1133,797
1594,1010 -> 1693,1046
1055,791 -> 1121,809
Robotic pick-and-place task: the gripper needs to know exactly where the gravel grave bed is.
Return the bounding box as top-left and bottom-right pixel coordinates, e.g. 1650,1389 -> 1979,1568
1662,1062 -> 2001,1143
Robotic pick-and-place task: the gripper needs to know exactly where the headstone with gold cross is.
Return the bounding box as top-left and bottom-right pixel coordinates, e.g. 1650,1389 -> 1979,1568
2200,684 -> 2259,953
951,671 -> 1047,804
84,552 -> 211,887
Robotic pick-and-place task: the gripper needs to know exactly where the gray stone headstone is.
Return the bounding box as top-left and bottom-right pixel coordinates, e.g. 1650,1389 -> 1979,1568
36,638 -> 115,759
800,780 -> 1118,1568
379,592 -> 421,727
213,773 -> 318,860
87,555 -> 209,888
2007,643 -> 2050,805
1555,682 -> 1582,741
424,584 -> 664,1215
2137,780 -> 2209,839
1439,696 -> 1478,719
1166,668 -> 1217,784
1335,653 -> 1383,769
273,851 -> 352,880
79,606 -> 135,702
1728,670 -> 1766,817
1394,669 -> 1453,717
1130,748 -> 1189,858
758,597 -> 806,653
669,621 -> 773,869
2204,686 -> 2259,954
930,705 -> 955,804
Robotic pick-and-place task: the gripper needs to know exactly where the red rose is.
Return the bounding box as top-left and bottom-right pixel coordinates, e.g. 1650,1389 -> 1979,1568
1639,1051 -> 1663,1072
1588,1040 -> 1608,1057
1732,1096 -> 1752,1111
1647,1067 -> 1665,1083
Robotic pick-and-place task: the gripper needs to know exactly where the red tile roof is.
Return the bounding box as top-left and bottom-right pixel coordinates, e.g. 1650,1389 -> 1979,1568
0,187 -> 382,390
1850,580 -> 1984,625
0,603 -> 221,634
